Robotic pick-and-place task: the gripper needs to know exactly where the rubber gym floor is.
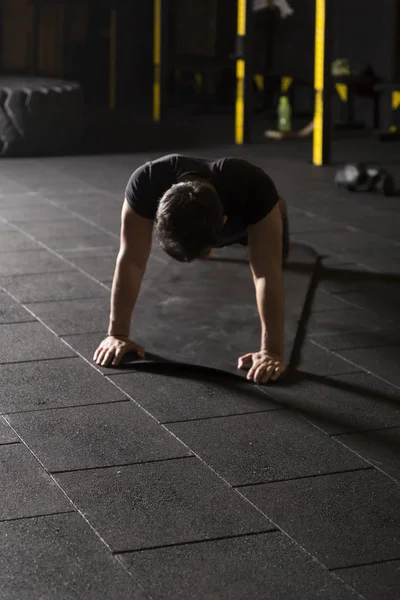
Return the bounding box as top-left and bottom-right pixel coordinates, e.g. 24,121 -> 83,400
0,132 -> 399,599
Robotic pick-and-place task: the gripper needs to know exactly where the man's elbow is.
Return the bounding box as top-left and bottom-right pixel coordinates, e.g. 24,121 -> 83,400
117,248 -> 147,275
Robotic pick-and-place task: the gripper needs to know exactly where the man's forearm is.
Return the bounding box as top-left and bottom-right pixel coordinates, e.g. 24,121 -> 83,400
254,272 -> 285,358
108,255 -> 145,336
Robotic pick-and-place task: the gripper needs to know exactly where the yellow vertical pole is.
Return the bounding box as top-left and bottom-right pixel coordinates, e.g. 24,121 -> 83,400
109,7 -> 117,111
235,0 -> 247,145
313,0 -> 325,166
153,0 -> 161,122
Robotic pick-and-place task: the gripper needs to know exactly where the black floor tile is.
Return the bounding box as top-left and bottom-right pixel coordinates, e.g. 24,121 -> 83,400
289,213 -> 345,235
0,322 -> 75,364
0,291 -> 35,324
335,290 -> 400,321
341,214 -> 400,242
336,560 -> 400,600
293,229 -> 386,257
1,271 -> 109,303
44,233 -> 118,251
121,531 -> 359,600
0,416 -> 18,444
168,411 -> 368,486
0,192 -> 49,208
294,340 -> 359,376
0,181 -> 29,195
88,212 -> 121,234
336,428 -> 400,483
0,204 -> 69,222
310,329 -> 400,351
242,470 -> 400,569
25,298 -> 111,336
309,290 -> 356,312
337,346 -> 400,388
18,218 -> 103,241
109,371 -> 280,422
320,263 -> 380,295
0,230 -> 40,252
0,513 -> 148,600
355,253 -> 400,275
266,371 -> 400,434
0,250 -> 70,276
306,308 -> 395,336
0,220 -> 12,231
0,444 -> 72,520
55,458 -> 272,552
58,249 -> 118,282
0,357 -> 125,413
8,402 -> 191,472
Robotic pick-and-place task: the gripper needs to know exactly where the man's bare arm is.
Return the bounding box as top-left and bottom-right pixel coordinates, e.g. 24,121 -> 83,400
108,199 -> 153,336
248,204 -> 284,357
93,199 -> 153,366
238,204 -> 285,383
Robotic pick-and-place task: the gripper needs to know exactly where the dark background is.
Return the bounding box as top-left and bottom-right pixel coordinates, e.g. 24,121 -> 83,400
1,0 -> 399,120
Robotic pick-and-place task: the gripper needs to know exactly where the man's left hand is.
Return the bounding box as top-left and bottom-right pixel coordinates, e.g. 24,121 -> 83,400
237,351 -> 286,384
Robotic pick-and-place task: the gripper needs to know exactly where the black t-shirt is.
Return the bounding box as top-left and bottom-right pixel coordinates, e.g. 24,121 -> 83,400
125,154 -> 279,246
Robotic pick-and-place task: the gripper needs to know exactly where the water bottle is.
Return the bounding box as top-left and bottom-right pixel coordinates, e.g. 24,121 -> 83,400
278,95 -> 292,132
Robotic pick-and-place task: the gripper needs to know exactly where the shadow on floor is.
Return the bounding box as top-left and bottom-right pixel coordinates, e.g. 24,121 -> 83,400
104,252 -> 399,442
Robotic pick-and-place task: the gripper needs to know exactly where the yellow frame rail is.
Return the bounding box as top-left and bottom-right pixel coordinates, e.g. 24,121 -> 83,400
235,0 -> 247,144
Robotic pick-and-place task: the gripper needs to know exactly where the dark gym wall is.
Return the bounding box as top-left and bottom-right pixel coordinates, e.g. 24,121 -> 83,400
271,0 -> 398,81
333,0 -> 397,80
127,0 -> 153,109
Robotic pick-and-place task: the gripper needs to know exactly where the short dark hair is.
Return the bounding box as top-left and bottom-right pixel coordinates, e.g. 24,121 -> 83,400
155,180 -> 224,262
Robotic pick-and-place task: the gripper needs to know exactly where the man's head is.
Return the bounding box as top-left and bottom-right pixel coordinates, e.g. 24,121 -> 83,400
155,179 -> 224,262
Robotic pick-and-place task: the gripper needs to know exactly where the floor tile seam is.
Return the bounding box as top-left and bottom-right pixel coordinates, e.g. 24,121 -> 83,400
333,424 -> 400,437
3,411 -> 195,474
48,455 -> 195,475
0,424 -> 118,526
1,397 -> 128,417
292,220 -> 400,247
0,441 -> 20,446
309,339 -> 400,389
331,556 -> 400,572
161,406 -> 287,425
0,247 -> 52,255
1,289 -> 110,362
0,221 -> 115,291
307,326 -> 398,340
1,380 -> 153,600
0,355 -> 76,367
114,529 -> 280,556
17,293 -> 110,305
331,435 -> 400,487
0,319 -> 37,326
329,354 -> 400,392
0,292 -> 115,376
153,423 -> 376,574
231,488 -> 366,598
0,510 -> 75,525
4,173 -> 116,204
307,336 -> 399,353
233,466 -> 374,489
58,245 -> 118,254
1,268 -> 76,278
0,187 -> 126,254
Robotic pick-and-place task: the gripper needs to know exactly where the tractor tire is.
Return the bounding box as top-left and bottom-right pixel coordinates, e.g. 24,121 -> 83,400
0,77 -> 84,157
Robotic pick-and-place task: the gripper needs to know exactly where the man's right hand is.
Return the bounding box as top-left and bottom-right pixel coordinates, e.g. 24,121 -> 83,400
93,336 -> 145,367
